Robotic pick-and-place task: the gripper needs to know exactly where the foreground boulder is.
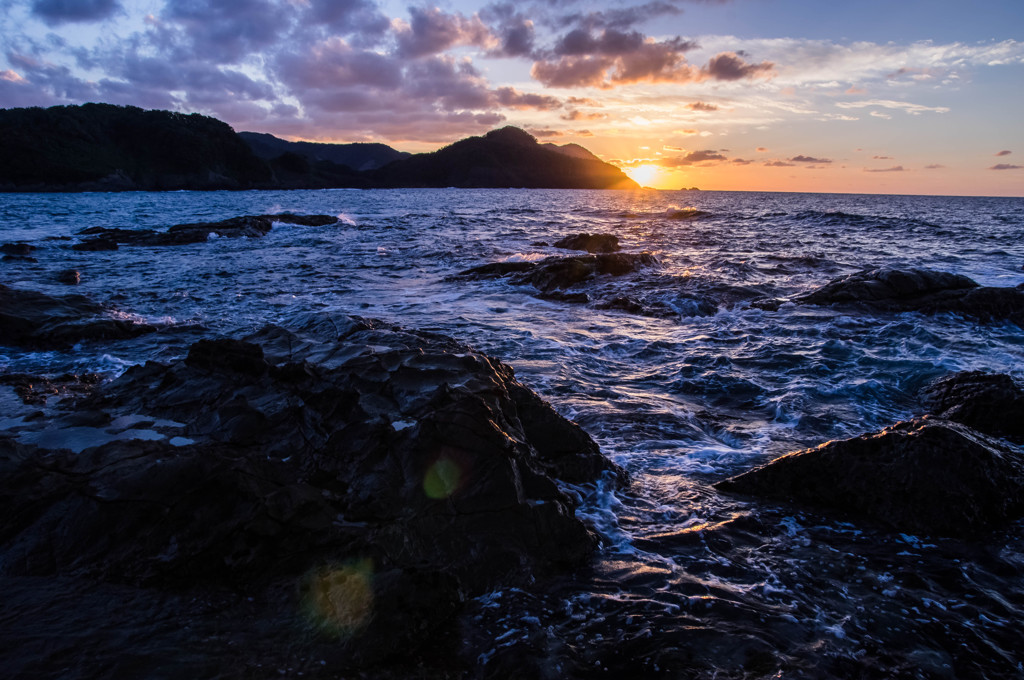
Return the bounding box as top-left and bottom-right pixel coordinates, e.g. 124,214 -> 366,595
553,233 -> 620,254
0,283 -> 156,348
0,314 -> 623,669
75,213 -> 339,248
919,371 -> 1024,442
715,418 -> 1024,538
793,267 -> 1024,326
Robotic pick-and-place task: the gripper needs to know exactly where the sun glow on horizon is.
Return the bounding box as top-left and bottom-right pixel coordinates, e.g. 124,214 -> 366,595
624,163 -> 668,188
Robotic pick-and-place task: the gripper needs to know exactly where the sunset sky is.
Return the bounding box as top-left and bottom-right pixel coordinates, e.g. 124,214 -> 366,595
2,0 -> 1022,195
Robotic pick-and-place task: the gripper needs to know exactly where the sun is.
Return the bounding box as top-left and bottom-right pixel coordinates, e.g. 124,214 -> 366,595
625,164 -> 663,188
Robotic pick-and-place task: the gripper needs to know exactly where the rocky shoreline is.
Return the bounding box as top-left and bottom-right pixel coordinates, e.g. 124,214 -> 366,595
3,215 -> 1024,677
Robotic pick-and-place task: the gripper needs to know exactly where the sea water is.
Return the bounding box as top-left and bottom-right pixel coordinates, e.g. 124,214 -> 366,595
2,188 -> 1023,676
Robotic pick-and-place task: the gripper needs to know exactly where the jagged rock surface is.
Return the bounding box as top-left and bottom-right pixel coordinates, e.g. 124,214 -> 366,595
919,371 -> 1024,442
0,283 -> 157,349
715,417 -> 1024,538
0,314 -> 623,669
793,267 -> 1024,326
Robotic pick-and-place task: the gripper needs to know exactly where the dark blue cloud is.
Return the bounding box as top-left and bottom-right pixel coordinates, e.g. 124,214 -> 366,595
31,0 -> 121,25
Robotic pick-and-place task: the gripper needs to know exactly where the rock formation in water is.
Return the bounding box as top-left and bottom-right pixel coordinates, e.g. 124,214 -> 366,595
0,313 -> 624,673
458,252 -> 658,292
791,267 -> 1024,326
553,233 -> 621,254
919,371 -> 1024,442
0,283 -> 157,349
715,417 -> 1024,538
74,213 -> 339,249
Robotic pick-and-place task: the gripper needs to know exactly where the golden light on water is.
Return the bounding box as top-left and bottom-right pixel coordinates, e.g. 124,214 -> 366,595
302,559 -> 375,636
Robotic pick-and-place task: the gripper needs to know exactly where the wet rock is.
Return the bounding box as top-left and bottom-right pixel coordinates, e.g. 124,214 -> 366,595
716,417 -> 1024,538
1,314 -> 623,668
0,283 -> 157,349
920,371 -> 1024,442
553,233 -> 620,253
795,266 -> 1024,326
458,252 -> 658,293
72,237 -> 119,251
665,208 -> 712,220
55,269 -> 81,285
1,243 -> 35,256
74,213 -> 339,248
0,243 -> 35,256
0,372 -> 102,406
517,252 -> 658,291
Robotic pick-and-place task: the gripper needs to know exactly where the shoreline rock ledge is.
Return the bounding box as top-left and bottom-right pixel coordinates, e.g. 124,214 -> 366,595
0,313 -> 625,674
715,417 -> 1024,539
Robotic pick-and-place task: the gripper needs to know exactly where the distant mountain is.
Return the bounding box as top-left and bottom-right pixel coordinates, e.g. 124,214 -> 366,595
370,127 -> 638,190
0,105 -> 639,192
0,103 -> 271,191
239,131 -> 409,171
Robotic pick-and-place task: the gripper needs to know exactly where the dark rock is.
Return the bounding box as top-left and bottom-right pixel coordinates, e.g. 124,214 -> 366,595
74,214 -> 339,248
665,208 -> 711,220
517,252 -> 658,291
1,314 -> 623,668
0,372 -> 102,406
0,283 -> 156,348
715,417 -> 1024,538
553,233 -> 620,254
55,269 -> 80,285
920,371 -> 1024,442
1,243 -> 35,256
456,260 -> 537,280
71,237 -> 119,251
795,266 -> 1024,326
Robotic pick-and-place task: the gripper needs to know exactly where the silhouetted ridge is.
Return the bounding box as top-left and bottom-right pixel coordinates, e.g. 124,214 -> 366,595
371,126 -> 638,189
0,105 -> 638,191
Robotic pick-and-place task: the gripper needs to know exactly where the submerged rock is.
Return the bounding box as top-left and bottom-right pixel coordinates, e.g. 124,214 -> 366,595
553,233 -> 620,253
715,417 -> 1024,538
919,371 -> 1024,442
75,213 -> 339,248
0,283 -> 156,349
1,243 -> 35,256
55,268 -> 81,285
795,266 -> 1024,326
0,314 -> 623,669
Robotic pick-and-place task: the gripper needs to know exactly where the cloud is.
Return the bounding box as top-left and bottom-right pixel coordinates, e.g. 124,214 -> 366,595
659,149 -> 727,166
532,35 -> 771,88
790,155 -> 831,163
865,166 -> 906,172
835,99 -> 950,115
990,164 -> 1023,170
924,164 -> 946,169
31,0 -> 121,25
764,160 -> 795,167
995,150 -> 1012,156
394,7 -> 495,59
756,147 -> 768,152
872,155 -> 893,160
731,158 -> 753,165
704,51 -> 774,81
686,101 -> 718,111
556,2 -> 684,31
161,0 -> 293,64
493,86 -> 562,110
560,109 -> 606,120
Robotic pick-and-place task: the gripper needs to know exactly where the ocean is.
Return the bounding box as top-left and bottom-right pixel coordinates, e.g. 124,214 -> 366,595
2,188 -> 1023,677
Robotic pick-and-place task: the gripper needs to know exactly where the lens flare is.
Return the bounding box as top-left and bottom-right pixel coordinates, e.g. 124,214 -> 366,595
424,456 -> 463,499
301,559 -> 374,636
